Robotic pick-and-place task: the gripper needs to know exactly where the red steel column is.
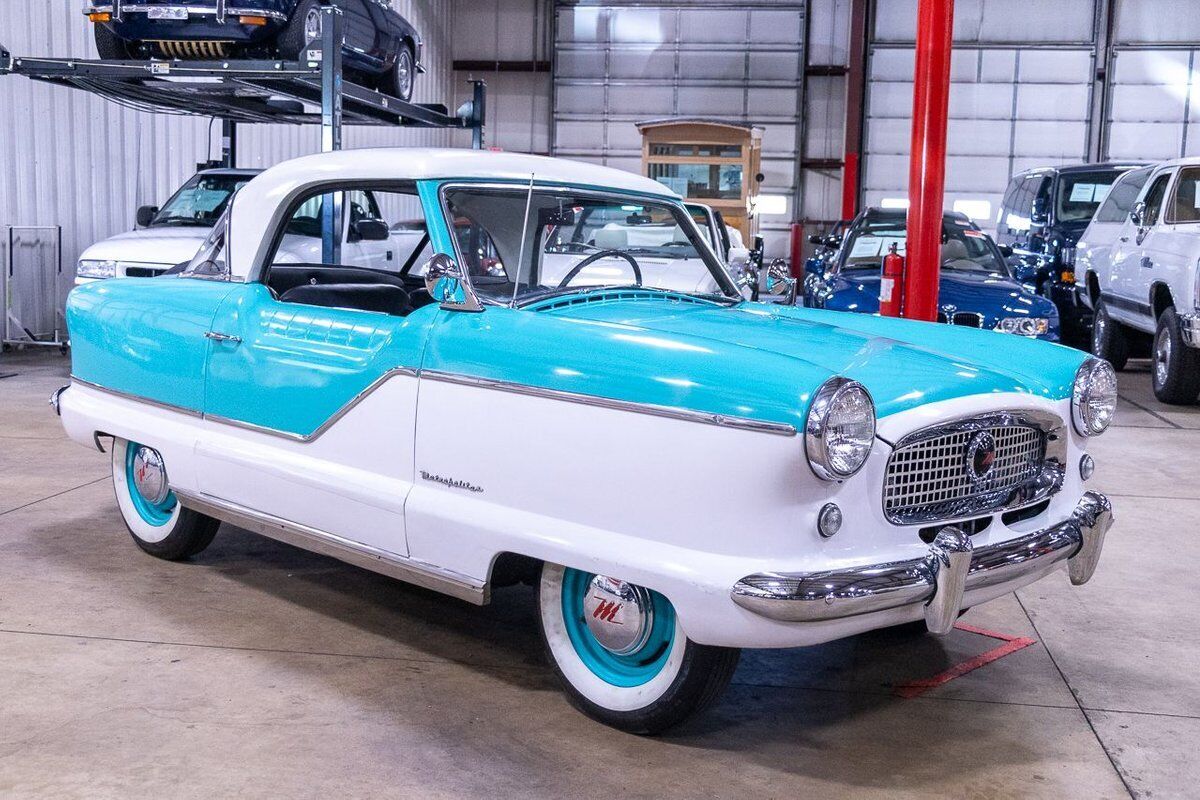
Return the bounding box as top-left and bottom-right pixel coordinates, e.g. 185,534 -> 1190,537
902,0 -> 955,321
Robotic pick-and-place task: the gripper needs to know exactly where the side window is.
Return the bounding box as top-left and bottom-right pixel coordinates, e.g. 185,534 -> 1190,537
1094,167 -> 1152,223
1141,173 -> 1173,227
1168,166 -> 1200,224
998,176 -> 1022,230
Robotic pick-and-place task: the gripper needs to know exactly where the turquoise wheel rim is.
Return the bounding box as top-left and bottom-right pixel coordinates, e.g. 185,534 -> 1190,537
560,567 -> 676,688
124,442 -> 177,527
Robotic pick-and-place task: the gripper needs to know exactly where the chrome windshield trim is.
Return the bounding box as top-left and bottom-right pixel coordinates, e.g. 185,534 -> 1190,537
70,376 -> 203,418
174,489 -> 487,604
419,370 -> 798,437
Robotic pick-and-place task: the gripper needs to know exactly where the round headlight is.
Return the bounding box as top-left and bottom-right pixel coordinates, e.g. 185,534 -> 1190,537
1072,358 -> 1117,436
805,377 -> 876,481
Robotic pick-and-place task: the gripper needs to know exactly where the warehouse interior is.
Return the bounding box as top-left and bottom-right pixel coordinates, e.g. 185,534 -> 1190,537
2,1 -> 1199,797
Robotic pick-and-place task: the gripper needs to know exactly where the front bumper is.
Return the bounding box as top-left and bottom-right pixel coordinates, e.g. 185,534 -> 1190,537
1180,312 -> 1200,348
731,491 -> 1112,635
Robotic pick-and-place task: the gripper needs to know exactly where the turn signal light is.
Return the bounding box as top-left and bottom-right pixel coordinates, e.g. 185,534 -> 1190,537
239,15 -> 268,25
88,11 -> 112,22
1060,270 -> 1075,283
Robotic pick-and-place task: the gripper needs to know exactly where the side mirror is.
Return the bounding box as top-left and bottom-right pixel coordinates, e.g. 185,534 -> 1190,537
1030,196 -> 1049,227
423,253 -> 483,312
727,246 -> 751,266
136,206 -> 158,227
998,244 -> 1013,257
350,218 -> 390,242
1130,201 -> 1146,228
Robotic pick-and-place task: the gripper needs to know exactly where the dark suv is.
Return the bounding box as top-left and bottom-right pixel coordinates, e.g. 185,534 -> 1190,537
995,163 -> 1147,344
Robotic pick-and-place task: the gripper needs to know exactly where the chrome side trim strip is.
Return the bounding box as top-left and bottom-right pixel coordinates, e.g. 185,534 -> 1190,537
419,370 -> 798,437
201,365 -> 420,443
173,489 -> 488,605
70,376 -> 203,418
731,491 -> 1113,626
73,366 -> 796,441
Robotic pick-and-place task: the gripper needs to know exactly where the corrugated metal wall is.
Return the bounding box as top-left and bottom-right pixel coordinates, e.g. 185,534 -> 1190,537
0,0 -> 465,277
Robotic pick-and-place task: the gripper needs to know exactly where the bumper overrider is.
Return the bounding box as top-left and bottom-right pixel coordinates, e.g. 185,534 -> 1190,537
732,491 -> 1112,635
1180,312 -> 1200,348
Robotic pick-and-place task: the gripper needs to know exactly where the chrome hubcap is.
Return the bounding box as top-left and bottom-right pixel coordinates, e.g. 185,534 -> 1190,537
304,8 -> 322,43
398,50 -> 412,95
582,575 -> 654,655
1155,327 -> 1172,386
131,445 -> 170,505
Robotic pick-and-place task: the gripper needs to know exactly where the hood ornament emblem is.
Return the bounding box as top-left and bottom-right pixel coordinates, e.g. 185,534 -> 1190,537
965,430 -> 998,484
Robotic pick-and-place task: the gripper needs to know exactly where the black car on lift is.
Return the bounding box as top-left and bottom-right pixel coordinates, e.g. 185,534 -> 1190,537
85,0 -> 423,100
995,162 -> 1147,345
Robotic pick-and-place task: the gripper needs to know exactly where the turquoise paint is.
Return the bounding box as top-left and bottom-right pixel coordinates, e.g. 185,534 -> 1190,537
203,282 -> 437,437
560,568 -> 676,688
67,278 -> 238,413
417,180 -> 456,256
125,443 -> 177,526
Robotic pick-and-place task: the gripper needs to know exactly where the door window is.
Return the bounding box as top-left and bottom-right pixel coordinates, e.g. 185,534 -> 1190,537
1094,167 -> 1152,223
1140,173 -> 1173,228
1168,167 -> 1200,224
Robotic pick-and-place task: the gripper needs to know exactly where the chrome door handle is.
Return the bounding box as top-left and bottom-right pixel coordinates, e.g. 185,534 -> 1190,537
204,331 -> 241,344
1118,236 -> 1129,242
1140,256 -> 1154,269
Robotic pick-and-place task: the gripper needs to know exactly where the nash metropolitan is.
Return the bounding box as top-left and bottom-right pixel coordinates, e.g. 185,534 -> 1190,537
55,149 -> 1115,734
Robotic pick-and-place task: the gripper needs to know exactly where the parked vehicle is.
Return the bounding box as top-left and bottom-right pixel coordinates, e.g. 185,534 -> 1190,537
55,148 -> 1113,733
685,202 -> 745,264
1078,158 -> 1200,403
804,208 -> 1061,342
995,163 -> 1148,343
86,0 -> 423,100
76,168 -> 399,283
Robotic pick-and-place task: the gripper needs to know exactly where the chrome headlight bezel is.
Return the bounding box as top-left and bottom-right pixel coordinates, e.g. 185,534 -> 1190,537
76,259 -> 117,279
1072,358 -> 1117,437
805,377 -> 877,481
995,316 -> 1050,336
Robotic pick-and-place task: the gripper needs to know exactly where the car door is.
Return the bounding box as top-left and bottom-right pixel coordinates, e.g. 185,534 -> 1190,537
1113,168 -> 1175,329
337,0 -> 383,71
196,186 -> 438,557
1147,166 -> 1200,318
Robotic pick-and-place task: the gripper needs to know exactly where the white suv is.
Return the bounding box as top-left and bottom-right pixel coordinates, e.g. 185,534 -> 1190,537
1078,158 -> 1200,404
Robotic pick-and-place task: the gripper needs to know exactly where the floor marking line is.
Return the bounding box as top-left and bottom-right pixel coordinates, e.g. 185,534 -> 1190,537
1118,392 -> 1184,429
0,476 -> 109,517
893,624 -> 1037,699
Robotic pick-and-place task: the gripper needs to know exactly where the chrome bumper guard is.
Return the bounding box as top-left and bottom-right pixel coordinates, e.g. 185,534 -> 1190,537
49,384 -> 69,416
1179,313 -> 1200,348
731,492 -> 1112,635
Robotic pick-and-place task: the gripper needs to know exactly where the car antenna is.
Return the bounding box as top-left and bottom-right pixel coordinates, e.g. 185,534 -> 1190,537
510,172 -> 536,308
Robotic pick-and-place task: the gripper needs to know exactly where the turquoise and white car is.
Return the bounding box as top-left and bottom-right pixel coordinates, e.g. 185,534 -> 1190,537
54,148 -> 1116,734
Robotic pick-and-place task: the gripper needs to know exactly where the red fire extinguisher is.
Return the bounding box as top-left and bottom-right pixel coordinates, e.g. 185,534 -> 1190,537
879,242 -> 905,317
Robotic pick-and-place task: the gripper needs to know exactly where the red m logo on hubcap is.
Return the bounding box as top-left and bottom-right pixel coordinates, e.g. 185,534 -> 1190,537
592,599 -> 621,623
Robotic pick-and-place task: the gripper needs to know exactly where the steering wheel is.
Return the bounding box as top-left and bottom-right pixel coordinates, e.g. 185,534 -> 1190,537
556,249 -> 643,289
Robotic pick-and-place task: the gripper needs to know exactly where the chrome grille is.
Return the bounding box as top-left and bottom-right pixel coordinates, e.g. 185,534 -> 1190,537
883,416 -> 1049,525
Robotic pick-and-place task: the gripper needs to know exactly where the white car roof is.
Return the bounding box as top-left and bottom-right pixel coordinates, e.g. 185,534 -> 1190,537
230,148 -> 679,279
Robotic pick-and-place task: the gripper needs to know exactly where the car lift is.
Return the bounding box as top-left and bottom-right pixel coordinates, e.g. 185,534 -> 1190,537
0,4 -> 486,341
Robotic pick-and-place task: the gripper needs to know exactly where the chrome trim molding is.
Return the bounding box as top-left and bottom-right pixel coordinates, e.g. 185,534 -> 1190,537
71,366 -> 796,441
70,376 -> 204,418
420,370 -> 798,437
174,489 -> 488,605
87,5 -> 288,21
731,491 -> 1113,631
49,384 -> 69,416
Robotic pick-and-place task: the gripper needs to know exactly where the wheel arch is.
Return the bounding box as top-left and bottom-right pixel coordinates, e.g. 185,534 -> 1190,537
1086,270 -> 1101,308
1151,281 -> 1175,319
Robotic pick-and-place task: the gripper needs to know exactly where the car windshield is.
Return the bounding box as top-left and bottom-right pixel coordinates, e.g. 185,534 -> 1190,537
1056,171 -> 1120,223
152,173 -> 252,227
842,218 -> 1008,276
442,186 -> 738,305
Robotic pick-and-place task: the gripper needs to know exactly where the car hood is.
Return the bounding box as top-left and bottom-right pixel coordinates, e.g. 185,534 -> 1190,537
826,268 -> 1059,323
78,226 -> 211,266
535,295 -> 1085,426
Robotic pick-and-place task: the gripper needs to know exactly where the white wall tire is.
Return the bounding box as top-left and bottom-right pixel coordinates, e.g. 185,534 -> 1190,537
110,438 -> 219,560
538,562 -> 740,734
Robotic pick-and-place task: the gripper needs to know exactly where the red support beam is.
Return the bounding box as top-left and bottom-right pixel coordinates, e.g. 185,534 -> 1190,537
902,0 -> 955,322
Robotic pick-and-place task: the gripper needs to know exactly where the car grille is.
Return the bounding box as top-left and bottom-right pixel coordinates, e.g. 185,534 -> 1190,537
883,415 -> 1050,525
936,311 -> 984,328
123,264 -> 170,278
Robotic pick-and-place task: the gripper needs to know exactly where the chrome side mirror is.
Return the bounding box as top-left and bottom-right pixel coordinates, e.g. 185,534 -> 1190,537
423,253 -> 483,312
1129,201 -> 1146,228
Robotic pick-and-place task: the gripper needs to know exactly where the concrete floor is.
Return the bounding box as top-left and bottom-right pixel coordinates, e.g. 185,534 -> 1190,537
1,348 -> 1197,800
